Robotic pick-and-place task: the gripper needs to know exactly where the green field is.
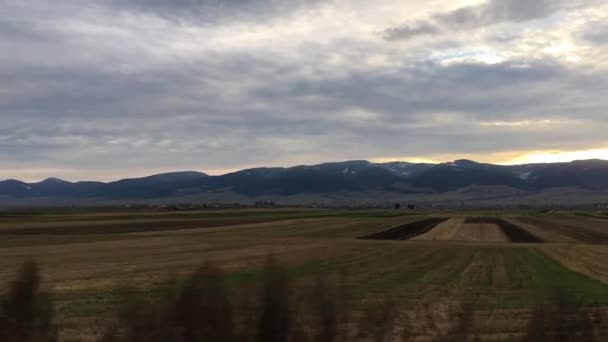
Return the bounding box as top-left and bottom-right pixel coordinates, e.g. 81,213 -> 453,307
0,208 -> 607,340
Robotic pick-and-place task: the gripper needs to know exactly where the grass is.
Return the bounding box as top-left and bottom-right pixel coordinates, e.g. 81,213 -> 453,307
0,208 -> 607,340
2,258 -> 607,341
0,209 -> 420,236
0,209 -> 417,226
44,244 -> 608,321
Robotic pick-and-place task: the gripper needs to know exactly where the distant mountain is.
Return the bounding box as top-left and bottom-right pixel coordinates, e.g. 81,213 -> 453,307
524,160 -> 608,189
408,162 -> 529,192
0,171 -> 208,200
2,160 -> 608,206
0,180 -> 31,197
102,171 -> 209,199
375,161 -> 434,177
212,161 -> 399,196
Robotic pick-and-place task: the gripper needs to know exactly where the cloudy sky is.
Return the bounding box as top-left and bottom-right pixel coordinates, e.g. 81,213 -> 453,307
2,0 -> 608,181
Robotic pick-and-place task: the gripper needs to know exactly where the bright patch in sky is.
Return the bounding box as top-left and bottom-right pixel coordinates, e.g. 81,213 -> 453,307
374,148 -> 608,166
504,148 -> 608,165
434,50 -> 506,66
479,120 -> 556,127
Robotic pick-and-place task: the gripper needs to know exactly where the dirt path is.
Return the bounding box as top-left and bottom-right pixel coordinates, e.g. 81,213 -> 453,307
412,218 -> 464,240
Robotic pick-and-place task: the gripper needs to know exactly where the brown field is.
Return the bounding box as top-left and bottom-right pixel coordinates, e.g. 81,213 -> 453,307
519,216 -> 608,244
412,218 -> 464,240
0,209 -> 607,340
506,218 -> 579,243
451,222 -> 509,242
412,218 -> 540,243
541,244 -> 608,285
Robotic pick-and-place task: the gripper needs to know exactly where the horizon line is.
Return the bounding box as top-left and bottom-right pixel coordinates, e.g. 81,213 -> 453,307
3,157 -> 607,184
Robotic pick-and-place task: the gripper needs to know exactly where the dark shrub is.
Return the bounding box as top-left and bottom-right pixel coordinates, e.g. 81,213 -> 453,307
0,259 -> 57,342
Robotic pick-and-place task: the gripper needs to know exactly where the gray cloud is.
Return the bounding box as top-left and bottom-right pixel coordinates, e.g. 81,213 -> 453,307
383,22 -> 440,41
1,0 -> 607,180
255,58 -> 608,131
384,0 -> 579,41
110,0 -> 324,24
583,22 -> 608,45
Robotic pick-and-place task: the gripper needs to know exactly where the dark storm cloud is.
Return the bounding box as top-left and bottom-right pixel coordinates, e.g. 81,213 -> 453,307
384,0 -> 579,41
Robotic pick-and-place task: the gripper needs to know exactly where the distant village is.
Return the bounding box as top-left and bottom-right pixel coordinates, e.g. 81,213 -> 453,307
121,201 -> 608,212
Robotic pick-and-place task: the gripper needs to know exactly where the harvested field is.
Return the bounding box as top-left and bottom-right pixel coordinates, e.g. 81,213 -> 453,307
465,218 -> 543,243
0,209 -> 416,235
495,219 -> 544,243
574,212 -> 608,220
452,221 -> 508,242
357,218 -> 448,240
412,218 -> 464,240
0,208 -> 607,340
541,245 -> 608,285
506,218 -> 578,243
520,217 -> 608,244
412,218 -> 541,243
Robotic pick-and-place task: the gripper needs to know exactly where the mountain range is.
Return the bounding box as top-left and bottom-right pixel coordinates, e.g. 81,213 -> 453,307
2,159 -> 608,207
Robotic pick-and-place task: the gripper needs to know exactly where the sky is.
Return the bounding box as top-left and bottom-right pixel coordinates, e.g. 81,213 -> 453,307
1,0 -> 608,182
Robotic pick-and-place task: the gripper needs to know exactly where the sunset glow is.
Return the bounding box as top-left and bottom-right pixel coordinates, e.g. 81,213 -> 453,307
373,148 -> 608,166
502,148 -> 608,165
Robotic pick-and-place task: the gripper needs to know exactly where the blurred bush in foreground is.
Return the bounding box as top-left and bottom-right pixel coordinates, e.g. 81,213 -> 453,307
0,259 -> 57,342
1,259 -> 607,341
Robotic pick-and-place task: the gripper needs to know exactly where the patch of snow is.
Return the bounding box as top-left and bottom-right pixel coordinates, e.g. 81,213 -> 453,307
25,186 -> 32,191
519,171 -> 532,179
351,171 -> 357,174
342,168 -> 349,174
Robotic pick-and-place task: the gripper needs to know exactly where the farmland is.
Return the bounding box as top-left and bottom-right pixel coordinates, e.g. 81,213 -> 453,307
0,208 -> 608,340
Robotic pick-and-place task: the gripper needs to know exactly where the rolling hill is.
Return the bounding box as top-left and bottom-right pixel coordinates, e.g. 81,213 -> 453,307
2,160 -> 608,206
